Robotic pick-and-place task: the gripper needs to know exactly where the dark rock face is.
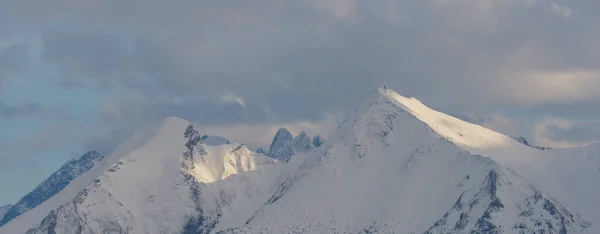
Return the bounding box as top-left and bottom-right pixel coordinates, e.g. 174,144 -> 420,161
26,210 -> 58,234
0,151 -> 104,227
0,205 -> 11,220
313,135 -> 324,148
180,173 -> 219,234
425,168 -> 589,234
265,128 -> 324,162
255,148 -> 266,155
266,128 -> 295,161
513,136 -> 552,150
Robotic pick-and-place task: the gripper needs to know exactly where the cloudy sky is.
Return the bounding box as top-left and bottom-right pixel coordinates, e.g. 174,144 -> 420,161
1,0 -> 599,205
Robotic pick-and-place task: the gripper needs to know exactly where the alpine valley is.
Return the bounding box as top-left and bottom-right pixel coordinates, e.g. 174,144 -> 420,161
1,86 -> 598,234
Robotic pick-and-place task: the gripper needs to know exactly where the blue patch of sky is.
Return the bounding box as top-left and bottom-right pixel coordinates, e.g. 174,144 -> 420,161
0,38 -> 125,205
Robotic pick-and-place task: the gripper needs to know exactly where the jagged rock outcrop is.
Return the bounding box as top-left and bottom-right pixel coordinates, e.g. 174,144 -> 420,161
512,136 -> 552,150
424,168 -> 588,234
264,128 -> 324,162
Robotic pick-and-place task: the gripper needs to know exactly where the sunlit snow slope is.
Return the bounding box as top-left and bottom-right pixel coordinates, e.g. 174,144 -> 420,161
225,86 -> 598,234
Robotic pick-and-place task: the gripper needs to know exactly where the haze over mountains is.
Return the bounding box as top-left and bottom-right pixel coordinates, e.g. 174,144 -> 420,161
1,86 -> 598,233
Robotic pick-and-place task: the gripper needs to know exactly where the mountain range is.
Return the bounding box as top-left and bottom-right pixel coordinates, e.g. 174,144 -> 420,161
0,86 -> 598,233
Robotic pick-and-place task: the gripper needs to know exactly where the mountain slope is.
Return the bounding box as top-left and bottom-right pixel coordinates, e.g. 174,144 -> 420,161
3,118 -> 286,234
0,151 -> 104,226
224,86 -> 596,233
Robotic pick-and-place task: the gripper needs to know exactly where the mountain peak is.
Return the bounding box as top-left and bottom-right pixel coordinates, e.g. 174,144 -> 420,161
265,128 -> 323,162
79,151 -> 101,162
312,135 -> 324,148
273,128 -> 293,141
14,121 -> 283,234
377,85 -> 389,94
228,87 -> 594,234
371,86 -> 516,149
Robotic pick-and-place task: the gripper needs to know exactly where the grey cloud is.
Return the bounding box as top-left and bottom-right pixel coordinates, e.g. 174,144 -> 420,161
58,80 -> 111,91
0,100 -> 45,118
0,43 -> 30,73
533,118 -> 600,147
40,28 -> 136,82
0,138 -> 32,170
85,93 -> 276,153
99,93 -> 271,126
543,123 -> 600,143
0,141 -> 19,170
0,43 -> 31,93
528,99 -> 600,119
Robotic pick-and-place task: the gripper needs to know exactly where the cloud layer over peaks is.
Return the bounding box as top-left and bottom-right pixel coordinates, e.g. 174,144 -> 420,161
0,0 -> 599,203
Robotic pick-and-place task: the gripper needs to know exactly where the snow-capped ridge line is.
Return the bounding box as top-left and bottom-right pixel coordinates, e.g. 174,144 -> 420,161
377,86 -> 518,149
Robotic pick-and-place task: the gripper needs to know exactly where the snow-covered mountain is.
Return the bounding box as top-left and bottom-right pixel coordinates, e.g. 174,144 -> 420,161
0,151 -> 104,227
264,128 -> 323,162
2,86 -> 599,234
223,86 -> 598,233
1,118 -> 291,234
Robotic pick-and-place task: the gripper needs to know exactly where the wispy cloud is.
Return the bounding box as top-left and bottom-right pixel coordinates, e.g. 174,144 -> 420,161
533,117 -> 600,148
220,93 -> 246,108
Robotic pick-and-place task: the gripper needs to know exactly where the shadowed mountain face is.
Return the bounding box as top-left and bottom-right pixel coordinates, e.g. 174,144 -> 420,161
0,205 -> 11,220
0,151 -> 104,227
264,128 -> 323,162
